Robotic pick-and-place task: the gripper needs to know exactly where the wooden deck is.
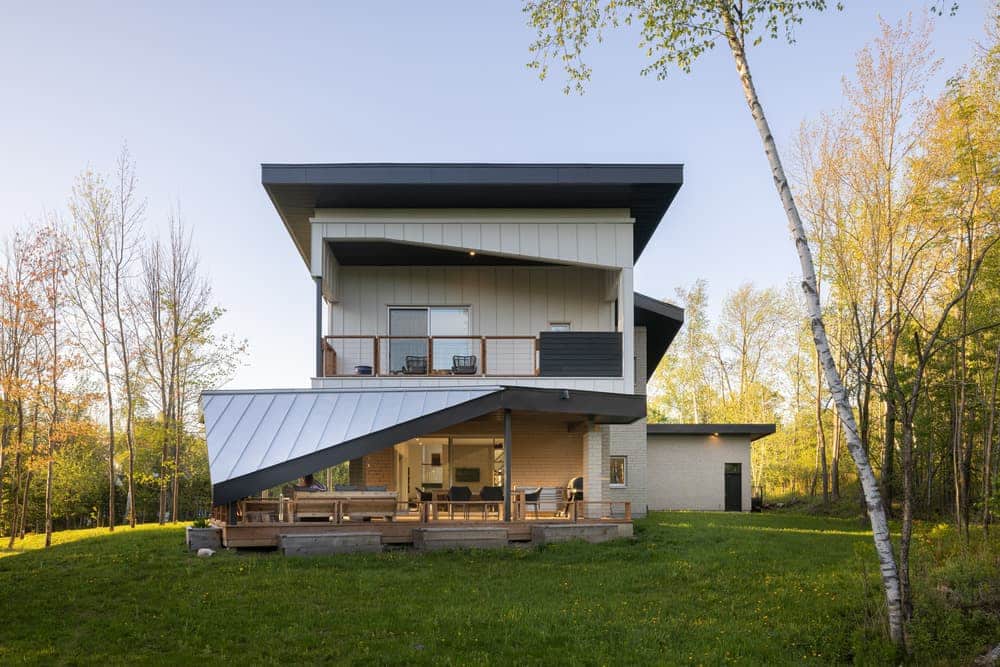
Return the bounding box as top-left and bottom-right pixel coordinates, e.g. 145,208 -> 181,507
216,515 -> 632,548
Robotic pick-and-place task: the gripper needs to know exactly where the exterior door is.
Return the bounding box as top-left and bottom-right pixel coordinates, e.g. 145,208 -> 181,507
724,462 -> 742,511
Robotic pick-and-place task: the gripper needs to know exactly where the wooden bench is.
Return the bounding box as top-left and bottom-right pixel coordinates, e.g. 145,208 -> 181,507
413,527 -> 508,551
290,491 -> 398,522
290,497 -> 341,522
280,532 -> 382,556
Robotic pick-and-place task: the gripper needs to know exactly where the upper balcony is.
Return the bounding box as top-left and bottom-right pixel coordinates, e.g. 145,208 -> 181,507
322,331 -> 623,378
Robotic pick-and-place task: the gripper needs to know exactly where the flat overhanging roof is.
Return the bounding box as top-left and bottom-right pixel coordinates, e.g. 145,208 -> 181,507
634,292 -> 684,379
262,163 -> 683,266
647,423 -> 777,441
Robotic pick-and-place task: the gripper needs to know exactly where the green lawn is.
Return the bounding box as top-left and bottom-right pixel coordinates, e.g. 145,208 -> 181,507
0,512 -> 988,665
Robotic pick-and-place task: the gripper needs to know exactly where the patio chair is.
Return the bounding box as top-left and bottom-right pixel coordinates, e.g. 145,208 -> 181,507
523,487 -> 542,519
448,485 -> 472,519
451,355 -> 478,375
479,485 -> 503,518
403,355 -> 428,374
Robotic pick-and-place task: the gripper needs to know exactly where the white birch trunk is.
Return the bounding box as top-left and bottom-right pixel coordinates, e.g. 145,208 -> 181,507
719,10 -> 905,646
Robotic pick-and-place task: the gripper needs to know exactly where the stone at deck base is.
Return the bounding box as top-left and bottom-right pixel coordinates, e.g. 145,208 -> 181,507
413,527 -> 508,551
530,523 -> 622,545
186,526 -> 222,552
280,532 -> 383,556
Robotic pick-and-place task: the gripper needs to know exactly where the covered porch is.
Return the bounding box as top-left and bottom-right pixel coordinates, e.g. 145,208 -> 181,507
201,386 -> 642,549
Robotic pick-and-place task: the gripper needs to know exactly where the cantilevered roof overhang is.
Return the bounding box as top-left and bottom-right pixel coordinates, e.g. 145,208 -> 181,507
202,386 -> 646,505
634,292 -> 684,379
262,163 -> 683,266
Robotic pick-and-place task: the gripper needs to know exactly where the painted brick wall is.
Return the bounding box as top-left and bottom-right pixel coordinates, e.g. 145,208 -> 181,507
646,435 -> 752,511
605,325 -> 648,517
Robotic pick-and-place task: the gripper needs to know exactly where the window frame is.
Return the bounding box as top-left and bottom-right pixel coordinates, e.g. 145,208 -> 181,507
609,455 -> 628,488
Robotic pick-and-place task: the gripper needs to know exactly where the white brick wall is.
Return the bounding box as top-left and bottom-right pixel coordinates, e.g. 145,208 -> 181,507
582,429 -> 607,519
605,326 -> 648,517
646,434 -> 753,511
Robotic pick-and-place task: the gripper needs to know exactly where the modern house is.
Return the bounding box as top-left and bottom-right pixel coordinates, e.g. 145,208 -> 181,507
201,163 -> 774,550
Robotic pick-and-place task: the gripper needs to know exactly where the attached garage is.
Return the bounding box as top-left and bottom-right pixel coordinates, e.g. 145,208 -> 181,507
646,424 -> 775,512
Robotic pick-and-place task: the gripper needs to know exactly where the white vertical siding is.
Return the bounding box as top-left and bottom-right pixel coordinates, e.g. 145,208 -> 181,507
328,265 -> 616,337
310,209 -> 636,269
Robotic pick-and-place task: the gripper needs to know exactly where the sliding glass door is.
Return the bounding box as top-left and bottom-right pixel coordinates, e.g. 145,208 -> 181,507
388,306 -> 472,374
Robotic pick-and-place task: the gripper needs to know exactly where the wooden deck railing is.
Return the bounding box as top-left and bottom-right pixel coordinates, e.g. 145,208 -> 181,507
221,497 -> 632,525
322,335 -> 538,378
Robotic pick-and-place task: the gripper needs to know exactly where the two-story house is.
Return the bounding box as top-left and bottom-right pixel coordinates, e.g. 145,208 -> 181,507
201,163 -> 773,549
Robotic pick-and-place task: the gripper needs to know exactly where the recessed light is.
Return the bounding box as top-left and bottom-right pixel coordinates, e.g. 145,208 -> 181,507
469,250 -> 476,256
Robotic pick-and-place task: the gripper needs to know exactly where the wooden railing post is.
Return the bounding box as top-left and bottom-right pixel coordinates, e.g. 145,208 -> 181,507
624,502 -> 632,522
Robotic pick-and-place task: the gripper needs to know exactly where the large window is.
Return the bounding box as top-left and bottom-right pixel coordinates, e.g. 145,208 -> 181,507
388,306 -> 472,372
610,456 -> 627,488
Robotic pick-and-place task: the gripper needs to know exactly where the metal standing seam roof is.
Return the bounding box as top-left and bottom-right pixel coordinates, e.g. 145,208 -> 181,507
203,387 -> 501,504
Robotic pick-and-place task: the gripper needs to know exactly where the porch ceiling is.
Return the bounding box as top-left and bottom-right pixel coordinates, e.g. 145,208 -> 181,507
202,386 -> 646,505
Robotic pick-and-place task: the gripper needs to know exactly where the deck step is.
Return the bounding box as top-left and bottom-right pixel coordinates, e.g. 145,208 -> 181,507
413,527 -> 508,551
279,532 -> 383,556
530,523 -> 621,545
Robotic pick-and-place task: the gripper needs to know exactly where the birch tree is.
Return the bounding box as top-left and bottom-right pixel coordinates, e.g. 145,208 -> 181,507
67,170 -> 118,531
519,0 -> 961,647
109,146 -> 145,528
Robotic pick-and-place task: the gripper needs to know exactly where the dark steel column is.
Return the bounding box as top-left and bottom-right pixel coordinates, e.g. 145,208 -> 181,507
503,409 -> 512,521
314,277 -> 323,377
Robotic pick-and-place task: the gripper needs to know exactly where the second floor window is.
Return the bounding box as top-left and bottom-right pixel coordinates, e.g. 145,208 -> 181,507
388,306 -> 472,373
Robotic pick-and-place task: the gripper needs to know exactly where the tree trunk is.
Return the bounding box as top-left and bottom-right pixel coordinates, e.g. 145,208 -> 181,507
44,457 -> 53,548
816,350 -> 829,505
719,10 -> 905,646
984,341 -> 1000,535
900,419 -> 916,621
884,391 -> 896,516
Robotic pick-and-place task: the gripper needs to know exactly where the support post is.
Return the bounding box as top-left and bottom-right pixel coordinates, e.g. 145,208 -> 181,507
314,277 -> 323,377
503,409 -> 513,521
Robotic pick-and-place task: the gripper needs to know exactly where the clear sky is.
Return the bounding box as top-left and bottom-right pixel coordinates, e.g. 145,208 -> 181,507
0,1 -> 990,389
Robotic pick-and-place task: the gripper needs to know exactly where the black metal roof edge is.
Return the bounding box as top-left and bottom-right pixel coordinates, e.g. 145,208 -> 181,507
646,423 -> 777,441
210,386 -> 648,505
634,292 -> 685,321
261,162 -> 684,185
634,292 -> 684,380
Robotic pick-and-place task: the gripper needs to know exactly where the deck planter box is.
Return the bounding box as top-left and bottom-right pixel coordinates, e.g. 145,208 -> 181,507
186,526 -> 222,552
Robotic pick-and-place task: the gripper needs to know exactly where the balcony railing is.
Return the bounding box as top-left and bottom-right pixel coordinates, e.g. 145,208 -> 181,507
322,335 -> 539,377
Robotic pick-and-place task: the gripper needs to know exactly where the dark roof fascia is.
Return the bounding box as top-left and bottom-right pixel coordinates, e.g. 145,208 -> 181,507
211,386 -> 647,505
646,423 -> 777,441
261,163 -> 683,266
634,292 -> 684,380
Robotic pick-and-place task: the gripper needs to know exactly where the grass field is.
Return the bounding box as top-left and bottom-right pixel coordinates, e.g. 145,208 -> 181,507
0,512 -> 994,665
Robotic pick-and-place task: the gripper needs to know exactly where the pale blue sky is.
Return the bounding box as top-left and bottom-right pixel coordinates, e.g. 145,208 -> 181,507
0,2 -> 989,389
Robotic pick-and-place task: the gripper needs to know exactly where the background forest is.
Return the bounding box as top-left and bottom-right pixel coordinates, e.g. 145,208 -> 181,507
0,149 -> 243,544
650,16 -> 1000,532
